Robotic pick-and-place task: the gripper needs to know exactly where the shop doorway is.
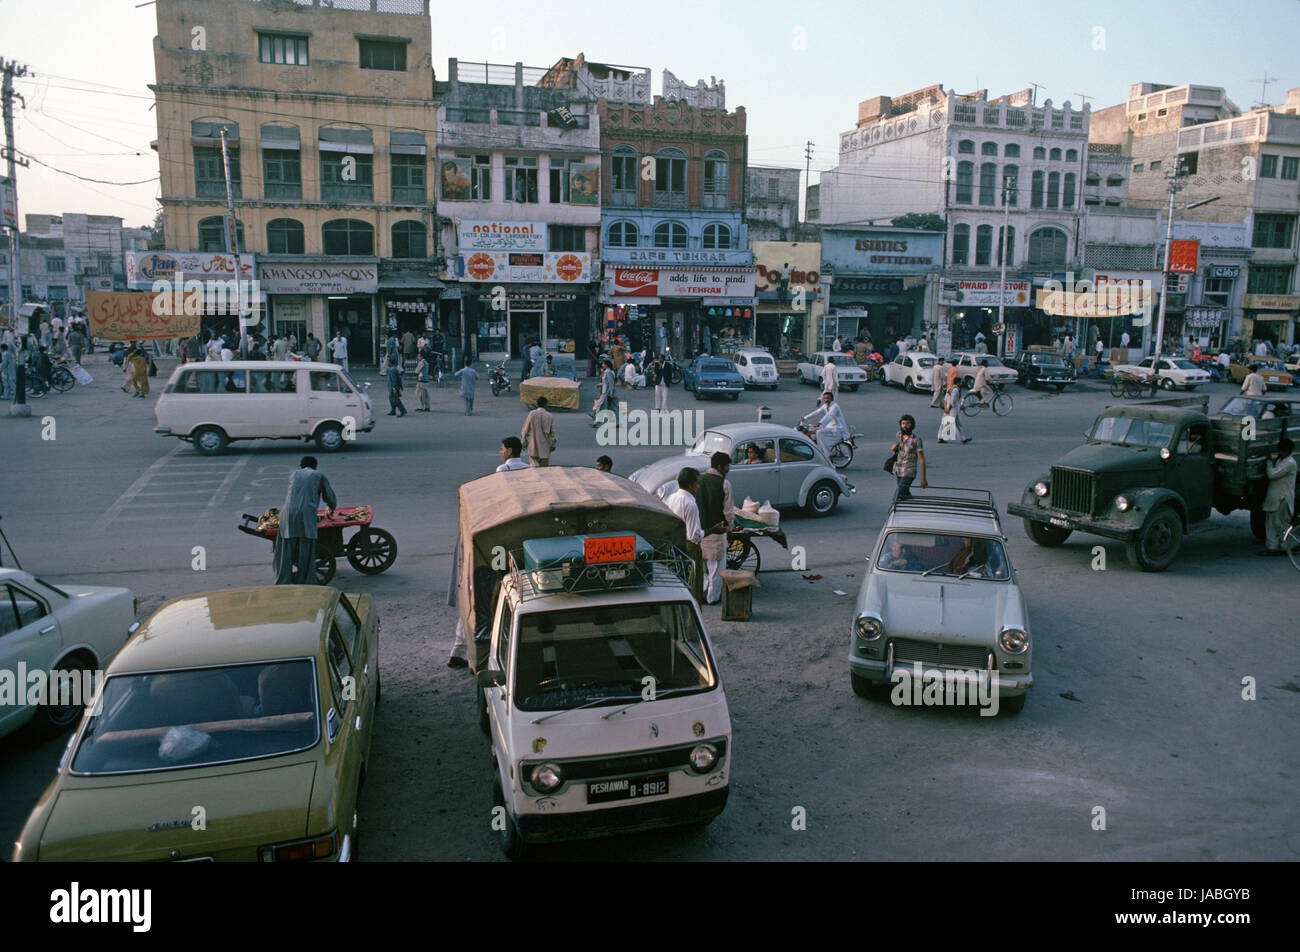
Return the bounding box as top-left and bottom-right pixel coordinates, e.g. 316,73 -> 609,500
511,310 -> 542,359
328,297 -> 374,365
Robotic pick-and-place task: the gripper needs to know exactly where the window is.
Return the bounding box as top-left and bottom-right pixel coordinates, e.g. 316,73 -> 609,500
1063,172 -> 1076,207
975,225 -> 993,266
266,218 -> 305,254
1033,146 -> 1046,160
983,108 -> 1000,125
358,39 -> 405,71
1066,149 -> 1078,162
548,156 -> 570,203
1004,143 -> 1020,158
1049,148 -> 1061,162
0,583 -> 46,636
326,624 -> 354,714
981,142 -> 998,156
1006,109 -> 1026,127
198,216 -> 244,252
653,222 -> 688,249
611,148 -> 637,202
311,371 -> 345,393
470,154 -> 491,201
780,438 -> 815,463
1132,163 -> 1144,173
607,221 -> 638,248
96,253 -> 114,274
391,154 -> 426,203
1003,164 -> 1019,205
955,161 -> 973,204
1178,152 -> 1198,175
979,162 -> 996,205
45,257 -> 65,273
194,146 -> 239,199
951,224 -> 970,265
1047,171 -> 1060,208
767,178 -> 780,200
1157,108 -> 1168,117
504,156 -> 539,203
957,140 -> 975,154
1031,170 -> 1044,208
654,149 -> 687,206
703,150 -> 729,205
1137,113 -> 1148,121
1027,227 -> 1067,267
322,219 -> 374,256
702,223 -> 732,249
263,149 -> 301,200
1259,154 -> 1278,178
320,146 -> 373,202
548,225 -> 584,252
258,32 -> 307,66
1106,175 -> 1124,187
1247,266 -> 1293,294
997,226 -> 1015,267
1149,160 -> 1162,171
1282,156 -> 1299,180
1253,215 -> 1295,249
391,221 -> 427,258
1202,276 -> 1232,308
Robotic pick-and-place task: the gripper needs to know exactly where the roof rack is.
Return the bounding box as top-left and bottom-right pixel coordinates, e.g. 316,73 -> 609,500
888,486 -> 1001,523
505,537 -> 694,603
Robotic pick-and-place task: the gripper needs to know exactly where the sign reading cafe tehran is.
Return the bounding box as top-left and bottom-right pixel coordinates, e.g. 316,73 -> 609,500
259,262 -> 378,294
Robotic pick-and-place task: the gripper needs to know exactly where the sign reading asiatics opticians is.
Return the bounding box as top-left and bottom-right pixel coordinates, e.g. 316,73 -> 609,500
613,267 -> 756,298
85,290 -> 201,340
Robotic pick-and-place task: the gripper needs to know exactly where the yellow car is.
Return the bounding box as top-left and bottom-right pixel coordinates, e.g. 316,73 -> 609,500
1229,357 -> 1293,389
13,586 -> 379,862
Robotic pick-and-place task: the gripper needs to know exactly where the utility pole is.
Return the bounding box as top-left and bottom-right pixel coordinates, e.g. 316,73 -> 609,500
218,127 -> 238,256
803,140 -> 814,224
996,174 -> 1015,359
2,58 -> 31,415
1152,165 -> 1186,359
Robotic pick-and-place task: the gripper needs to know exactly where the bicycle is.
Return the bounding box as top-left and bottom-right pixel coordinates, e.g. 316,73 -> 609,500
48,358 -> 76,393
796,421 -> 858,469
1283,519 -> 1300,572
960,386 -> 1013,417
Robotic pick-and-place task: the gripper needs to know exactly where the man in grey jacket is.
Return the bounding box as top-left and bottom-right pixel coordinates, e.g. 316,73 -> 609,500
274,456 -> 337,584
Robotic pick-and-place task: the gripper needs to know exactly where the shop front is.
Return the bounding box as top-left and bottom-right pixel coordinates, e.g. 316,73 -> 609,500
258,256 -> 380,363
752,240 -> 821,358
821,228 -> 940,352
938,278 -> 1036,354
124,250 -> 258,344
379,261 -> 444,353
1241,294 -> 1299,350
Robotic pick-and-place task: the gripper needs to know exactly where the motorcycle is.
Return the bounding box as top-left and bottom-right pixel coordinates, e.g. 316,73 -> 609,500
487,362 -> 511,397
661,353 -> 685,387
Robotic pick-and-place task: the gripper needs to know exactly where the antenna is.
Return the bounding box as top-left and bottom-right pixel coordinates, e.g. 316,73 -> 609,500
1075,93 -> 1093,107
1251,73 -> 1277,108
1027,81 -> 1044,106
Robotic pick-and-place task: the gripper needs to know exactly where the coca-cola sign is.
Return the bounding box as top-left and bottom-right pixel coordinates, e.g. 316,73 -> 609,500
613,267 -> 755,299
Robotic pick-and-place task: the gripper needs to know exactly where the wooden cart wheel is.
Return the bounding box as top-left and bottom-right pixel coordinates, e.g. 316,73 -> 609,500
726,536 -> 761,574
315,555 -> 337,585
346,527 -> 398,575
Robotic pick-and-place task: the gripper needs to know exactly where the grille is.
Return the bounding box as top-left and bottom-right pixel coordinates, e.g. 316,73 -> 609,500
1051,466 -> 1095,515
522,739 -> 727,784
892,639 -> 991,671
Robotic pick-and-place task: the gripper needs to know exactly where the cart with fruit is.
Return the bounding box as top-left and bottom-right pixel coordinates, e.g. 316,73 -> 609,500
238,504 -> 397,584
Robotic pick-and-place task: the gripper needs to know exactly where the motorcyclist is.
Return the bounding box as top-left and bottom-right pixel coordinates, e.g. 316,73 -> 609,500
801,390 -> 849,458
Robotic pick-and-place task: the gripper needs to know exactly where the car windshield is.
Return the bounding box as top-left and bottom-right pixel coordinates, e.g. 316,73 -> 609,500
1089,415 -> 1175,448
1171,359 -> 1199,370
70,661 -> 319,775
979,357 -> 1006,367
750,355 -> 774,365
698,361 -> 734,373
515,601 -> 716,710
1034,355 -> 1066,366
689,430 -> 734,456
828,355 -> 857,367
876,531 -> 1010,580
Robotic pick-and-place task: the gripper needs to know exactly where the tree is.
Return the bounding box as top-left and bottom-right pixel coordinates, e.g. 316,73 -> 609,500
891,213 -> 945,231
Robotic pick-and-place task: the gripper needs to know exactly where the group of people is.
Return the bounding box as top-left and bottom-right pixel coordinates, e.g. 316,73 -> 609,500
1,318 -> 89,401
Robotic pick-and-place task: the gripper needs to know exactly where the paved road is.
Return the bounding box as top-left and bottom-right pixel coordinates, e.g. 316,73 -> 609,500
2,356 -> 1296,861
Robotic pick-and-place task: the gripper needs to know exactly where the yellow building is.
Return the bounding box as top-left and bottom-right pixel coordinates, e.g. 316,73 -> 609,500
150,0 -> 436,361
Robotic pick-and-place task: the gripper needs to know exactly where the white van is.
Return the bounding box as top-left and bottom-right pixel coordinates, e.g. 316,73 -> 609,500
154,361 -> 375,455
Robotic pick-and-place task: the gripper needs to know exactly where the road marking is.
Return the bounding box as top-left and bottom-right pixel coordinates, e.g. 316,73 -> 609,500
92,447 -> 250,533
90,445 -> 185,534
205,455 -> 251,514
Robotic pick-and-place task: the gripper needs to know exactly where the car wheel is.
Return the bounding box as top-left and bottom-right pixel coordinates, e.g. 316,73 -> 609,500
193,426 -> 228,456
1159,377 -> 1175,391
1055,383 -> 1067,392
803,480 -> 839,517
493,778 -> 528,861
848,384 -> 860,392
1125,506 -> 1183,572
694,387 -> 703,400
1249,507 -> 1266,542
850,670 -> 883,699
904,378 -> 915,393
1024,518 -> 1072,547
729,392 -> 740,400
477,686 -> 490,736
315,423 -> 344,452
999,693 -> 1027,715
28,652 -> 94,739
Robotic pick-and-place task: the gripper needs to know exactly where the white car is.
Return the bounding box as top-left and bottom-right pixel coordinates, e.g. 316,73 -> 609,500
732,347 -> 780,390
883,353 -> 938,393
950,353 -> 1019,389
0,568 -> 138,741
1114,356 -> 1212,391
796,352 -> 868,391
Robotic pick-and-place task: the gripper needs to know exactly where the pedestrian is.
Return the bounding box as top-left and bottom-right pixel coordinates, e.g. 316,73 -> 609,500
67,326 -> 87,366
273,456 -> 337,584
972,359 -> 993,407
306,332 -> 322,361
521,396 -> 557,466
833,334 -> 843,353
126,346 -> 150,397
938,376 -> 970,444
385,359 -> 408,416
496,436 -> 530,472
820,354 -> 839,399
1217,351 -> 1231,376
1183,336 -> 1196,359
698,452 -> 735,605
649,353 -> 668,411
385,334 -> 400,374
898,336 -> 910,356
0,344 -> 14,400
1120,330 -> 1131,351
1241,364 -> 1267,396
1255,338 -> 1268,358
1064,335 -> 1075,359
890,414 -> 928,499
329,330 -> 349,372
183,333 -> 201,365
595,455 -> 613,472
402,329 -> 415,364
929,355 -> 947,408
454,357 -> 478,415
415,352 -> 431,410
1258,438 -> 1296,556
664,467 -> 704,547
1095,337 -> 1105,370
590,358 -> 616,427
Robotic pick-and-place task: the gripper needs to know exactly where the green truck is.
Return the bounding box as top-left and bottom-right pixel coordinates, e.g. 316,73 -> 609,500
1008,394 -> 1296,571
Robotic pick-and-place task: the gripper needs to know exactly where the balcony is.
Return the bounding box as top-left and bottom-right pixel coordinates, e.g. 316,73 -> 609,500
391,186 -> 427,204
609,189 -> 638,208
497,109 -> 541,127
264,183 -> 302,200
321,183 -> 374,203
653,191 -> 687,210
444,107 -> 490,124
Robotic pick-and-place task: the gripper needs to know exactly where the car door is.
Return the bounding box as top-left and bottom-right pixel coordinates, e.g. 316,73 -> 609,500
322,620 -> 364,838
309,370 -> 358,435
486,596 -> 513,747
778,437 -> 818,504
0,582 -> 62,735
1168,422 -> 1213,521
729,439 -> 778,503
333,596 -> 374,752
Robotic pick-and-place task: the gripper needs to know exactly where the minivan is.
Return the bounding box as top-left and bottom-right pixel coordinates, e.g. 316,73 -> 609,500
154,361 -> 375,455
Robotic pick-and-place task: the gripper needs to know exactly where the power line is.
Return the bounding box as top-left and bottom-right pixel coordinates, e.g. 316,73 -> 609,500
17,150 -> 159,186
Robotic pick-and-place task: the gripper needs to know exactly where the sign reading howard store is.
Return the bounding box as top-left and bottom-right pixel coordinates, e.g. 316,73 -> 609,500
259,262 -> 379,294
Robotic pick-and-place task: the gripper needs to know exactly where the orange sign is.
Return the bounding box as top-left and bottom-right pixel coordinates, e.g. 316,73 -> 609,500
1169,239 -> 1199,274
85,290 -> 201,340
556,254 -> 583,281
584,535 -> 636,564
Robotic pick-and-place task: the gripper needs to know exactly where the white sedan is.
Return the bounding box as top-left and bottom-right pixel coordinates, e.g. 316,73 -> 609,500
1114,356 -> 1212,391
796,352 -> 868,391
0,568 -> 138,741
883,353 -> 938,393
733,347 -> 781,390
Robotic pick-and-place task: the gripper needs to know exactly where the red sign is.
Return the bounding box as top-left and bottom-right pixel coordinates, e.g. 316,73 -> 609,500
1169,239 -> 1199,274
584,535 -> 636,564
614,268 -> 660,296
466,252 -> 495,280
556,254 -> 583,282
85,290 -> 201,341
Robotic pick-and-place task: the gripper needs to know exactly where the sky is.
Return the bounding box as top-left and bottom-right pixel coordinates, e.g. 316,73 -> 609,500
1,0 -> 1298,229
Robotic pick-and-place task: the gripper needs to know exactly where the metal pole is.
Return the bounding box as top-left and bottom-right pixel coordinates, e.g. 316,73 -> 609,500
3,58 -> 31,415
1153,179 -> 1177,359
996,175 -> 1013,359
219,128 -> 238,255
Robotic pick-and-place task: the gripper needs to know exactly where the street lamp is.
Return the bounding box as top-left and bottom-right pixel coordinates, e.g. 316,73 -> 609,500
1152,161 -> 1220,358
996,174 -> 1016,359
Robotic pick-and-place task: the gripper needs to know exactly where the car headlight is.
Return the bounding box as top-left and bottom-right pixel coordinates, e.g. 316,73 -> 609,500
855,615 -> 883,641
1115,494 -> 1131,512
999,627 -> 1029,654
1033,481 -> 1049,498
689,744 -> 718,773
531,763 -> 564,794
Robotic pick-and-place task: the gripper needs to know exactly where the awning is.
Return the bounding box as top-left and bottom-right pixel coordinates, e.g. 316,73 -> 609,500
390,131 -> 427,156
319,127 -> 374,155
261,124 -> 300,150
379,275 -> 446,290
191,119 -> 238,146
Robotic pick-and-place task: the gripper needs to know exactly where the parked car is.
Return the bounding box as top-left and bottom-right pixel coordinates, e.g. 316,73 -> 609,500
849,488 -> 1031,715
684,357 -> 745,400
12,585 -> 379,862
732,347 -> 780,390
1113,356 -> 1212,391
0,569 -> 138,741
1229,357 -> 1293,389
796,352 -> 868,391
950,353 -> 1019,389
628,422 -> 855,517
882,352 -> 938,393
1007,351 -> 1076,391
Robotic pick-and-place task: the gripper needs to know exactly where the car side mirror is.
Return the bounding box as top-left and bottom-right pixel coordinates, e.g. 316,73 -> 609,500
477,669 -> 505,689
